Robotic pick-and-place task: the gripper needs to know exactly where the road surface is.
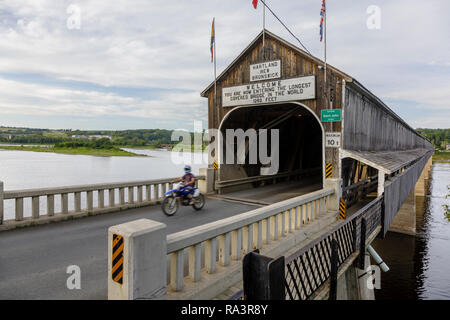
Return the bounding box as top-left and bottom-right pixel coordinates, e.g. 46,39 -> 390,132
0,197 -> 257,299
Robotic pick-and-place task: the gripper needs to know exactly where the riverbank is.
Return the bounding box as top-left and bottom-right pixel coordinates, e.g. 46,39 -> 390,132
432,151 -> 450,163
0,145 -> 144,157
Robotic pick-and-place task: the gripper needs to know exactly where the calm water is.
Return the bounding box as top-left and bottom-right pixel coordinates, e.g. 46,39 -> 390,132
372,162 -> 450,300
0,148 -> 204,220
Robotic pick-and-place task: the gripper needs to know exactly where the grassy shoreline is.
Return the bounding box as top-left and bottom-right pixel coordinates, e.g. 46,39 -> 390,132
0,145 -> 145,157
432,152 -> 450,163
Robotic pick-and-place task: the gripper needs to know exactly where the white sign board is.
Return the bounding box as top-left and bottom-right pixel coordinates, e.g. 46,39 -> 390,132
222,76 -> 315,107
325,132 -> 341,148
250,60 -> 281,82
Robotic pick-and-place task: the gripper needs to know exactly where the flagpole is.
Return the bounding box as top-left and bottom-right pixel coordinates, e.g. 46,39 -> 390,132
214,33 -> 217,172
213,18 -> 217,108
211,17 -> 218,171
263,0 -> 265,55
324,0 -> 328,108
214,40 -> 217,106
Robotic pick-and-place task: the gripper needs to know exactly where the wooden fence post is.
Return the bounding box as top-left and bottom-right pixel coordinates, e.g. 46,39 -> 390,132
329,239 -> 338,300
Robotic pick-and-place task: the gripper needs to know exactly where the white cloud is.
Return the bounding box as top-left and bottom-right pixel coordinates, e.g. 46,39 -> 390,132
408,116 -> 450,129
0,0 -> 448,129
0,78 -> 206,121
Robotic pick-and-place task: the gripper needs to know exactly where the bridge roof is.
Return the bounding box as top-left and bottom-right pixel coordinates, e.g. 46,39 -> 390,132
200,29 -> 432,147
200,29 -> 353,97
341,148 -> 432,174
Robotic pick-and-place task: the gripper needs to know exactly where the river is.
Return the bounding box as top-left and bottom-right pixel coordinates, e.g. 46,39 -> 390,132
0,149 -> 449,299
372,162 -> 450,300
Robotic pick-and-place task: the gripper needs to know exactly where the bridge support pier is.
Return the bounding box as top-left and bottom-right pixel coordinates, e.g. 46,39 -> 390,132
389,156 -> 432,236
356,254 -> 375,300
316,257 -> 374,300
414,156 -> 432,197
390,189 -> 416,236
336,264 -> 360,300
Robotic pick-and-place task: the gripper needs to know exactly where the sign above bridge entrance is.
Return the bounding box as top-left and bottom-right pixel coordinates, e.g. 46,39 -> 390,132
250,60 -> 281,82
222,75 -> 316,107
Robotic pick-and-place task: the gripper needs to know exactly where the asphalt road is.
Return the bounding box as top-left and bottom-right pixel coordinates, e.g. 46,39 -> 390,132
0,198 -> 257,300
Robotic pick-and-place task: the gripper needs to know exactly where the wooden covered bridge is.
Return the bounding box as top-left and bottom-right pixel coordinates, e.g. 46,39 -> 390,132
83,29 -> 436,300
199,29 -> 433,236
0,29 -> 435,301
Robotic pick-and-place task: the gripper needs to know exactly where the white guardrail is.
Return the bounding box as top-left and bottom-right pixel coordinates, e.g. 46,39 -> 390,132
0,177 -> 204,225
165,187 -> 334,292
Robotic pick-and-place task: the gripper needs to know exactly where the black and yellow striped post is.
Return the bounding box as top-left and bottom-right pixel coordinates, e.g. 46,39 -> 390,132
112,234 -> 124,284
213,159 -> 218,171
339,197 -> 346,220
108,219 -> 167,300
325,162 -> 333,178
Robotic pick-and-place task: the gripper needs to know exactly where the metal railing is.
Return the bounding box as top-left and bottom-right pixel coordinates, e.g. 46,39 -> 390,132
0,176 -> 203,223
232,195 -> 383,300
283,196 -> 383,300
166,187 -> 334,292
342,175 -> 378,209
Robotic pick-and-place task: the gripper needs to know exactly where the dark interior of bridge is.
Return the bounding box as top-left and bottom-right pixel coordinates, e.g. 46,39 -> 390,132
219,103 -> 323,190
341,158 -> 379,208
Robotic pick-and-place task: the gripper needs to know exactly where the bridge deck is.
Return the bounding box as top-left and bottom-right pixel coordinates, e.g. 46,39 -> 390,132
0,177 -> 375,300
0,197 -> 259,299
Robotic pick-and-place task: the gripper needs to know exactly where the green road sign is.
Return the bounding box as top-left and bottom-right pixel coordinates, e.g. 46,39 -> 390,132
321,109 -> 341,122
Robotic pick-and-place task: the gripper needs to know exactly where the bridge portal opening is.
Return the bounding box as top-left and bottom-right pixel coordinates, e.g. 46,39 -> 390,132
217,102 -> 323,198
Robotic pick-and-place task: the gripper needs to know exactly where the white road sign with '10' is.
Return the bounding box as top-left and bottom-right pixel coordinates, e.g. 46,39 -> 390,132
325,132 -> 341,148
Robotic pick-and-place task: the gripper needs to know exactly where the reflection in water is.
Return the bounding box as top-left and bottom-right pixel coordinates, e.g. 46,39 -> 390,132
372,163 -> 450,300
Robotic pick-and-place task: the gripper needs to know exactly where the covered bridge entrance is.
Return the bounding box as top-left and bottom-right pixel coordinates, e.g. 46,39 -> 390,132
217,101 -> 324,197
201,29 -> 348,197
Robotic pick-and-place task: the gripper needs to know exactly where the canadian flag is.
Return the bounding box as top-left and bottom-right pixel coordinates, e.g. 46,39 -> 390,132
252,0 -> 258,9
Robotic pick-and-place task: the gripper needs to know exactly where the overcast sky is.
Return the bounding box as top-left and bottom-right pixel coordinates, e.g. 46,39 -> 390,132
0,0 -> 449,131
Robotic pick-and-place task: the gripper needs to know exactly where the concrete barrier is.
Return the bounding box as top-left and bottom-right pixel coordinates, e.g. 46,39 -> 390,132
0,175 -> 204,231
108,219 -> 167,300
165,188 -> 334,298
198,168 -> 214,194
324,178 -> 342,213
105,188 -> 335,300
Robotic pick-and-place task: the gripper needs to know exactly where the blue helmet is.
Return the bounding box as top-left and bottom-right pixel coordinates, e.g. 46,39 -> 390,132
184,165 -> 191,174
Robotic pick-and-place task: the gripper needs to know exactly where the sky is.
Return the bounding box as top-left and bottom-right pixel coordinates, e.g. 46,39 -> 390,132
0,0 -> 449,131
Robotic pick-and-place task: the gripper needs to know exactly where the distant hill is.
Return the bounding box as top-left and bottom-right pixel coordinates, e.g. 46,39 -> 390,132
0,127 -> 176,148
416,128 -> 450,150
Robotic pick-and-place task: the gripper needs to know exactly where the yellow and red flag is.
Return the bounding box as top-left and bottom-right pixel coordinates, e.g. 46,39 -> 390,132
210,18 -> 215,63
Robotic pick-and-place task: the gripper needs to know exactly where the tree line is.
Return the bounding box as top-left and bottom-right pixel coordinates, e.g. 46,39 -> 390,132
0,128 -> 175,148
54,138 -> 117,150
416,128 -> 450,150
